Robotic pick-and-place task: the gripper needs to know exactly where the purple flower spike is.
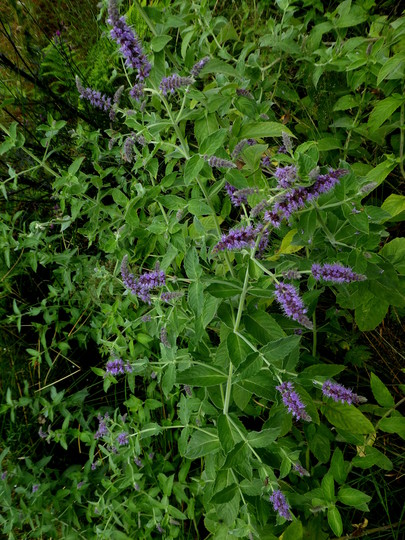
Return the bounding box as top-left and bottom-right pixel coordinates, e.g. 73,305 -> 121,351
121,255 -> 165,304
117,432 -> 129,446
213,224 -> 262,252
274,165 -> 297,189
224,183 -> 257,207
322,380 -> 360,405
293,463 -> 310,477
274,282 -> 313,329
236,88 -> 253,99
75,77 -> 112,113
311,263 -> 366,283
276,381 -> 311,422
307,168 -> 347,200
32,484 -> 39,493
130,83 -> 144,102
94,414 -> 109,439
270,490 -> 292,521
204,155 -> 236,169
160,74 -> 193,95
191,56 -> 210,77
261,156 -> 271,168
108,0 -> 151,81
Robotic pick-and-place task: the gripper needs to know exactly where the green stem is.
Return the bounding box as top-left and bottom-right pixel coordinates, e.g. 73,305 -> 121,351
400,101 -> 405,181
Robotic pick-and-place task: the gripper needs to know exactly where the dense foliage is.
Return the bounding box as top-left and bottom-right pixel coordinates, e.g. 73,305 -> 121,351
1,0 -> 405,538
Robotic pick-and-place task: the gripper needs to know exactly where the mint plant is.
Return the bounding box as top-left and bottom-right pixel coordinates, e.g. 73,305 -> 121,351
1,0 -> 405,538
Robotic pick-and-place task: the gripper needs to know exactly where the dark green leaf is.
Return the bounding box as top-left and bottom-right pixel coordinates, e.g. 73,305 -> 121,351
370,373 -> 395,408
184,429 -> 220,459
323,402 -> 374,434
177,365 -> 227,386
379,417 -> 405,440
210,483 -> 238,504
243,311 -> 285,344
327,506 -> 343,537
239,122 -> 293,139
227,333 -> 251,368
247,428 -> 280,448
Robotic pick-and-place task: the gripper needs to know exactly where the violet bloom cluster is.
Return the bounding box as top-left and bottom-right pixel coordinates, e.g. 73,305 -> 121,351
213,224 -> 262,253
276,381 -> 311,422
294,463 -> 310,477
75,77 -> 112,113
105,357 -> 132,376
274,282 -> 313,329
236,88 -> 253,99
205,155 -> 236,169
322,380 -> 360,405
274,165 -> 297,189
117,432 -> 129,446
107,0 -> 151,81
95,413 -> 109,439
264,168 -> 347,227
160,74 -> 193,96
312,263 -> 366,283
224,183 -> 257,207
191,56 -> 210,77
269,490 -> 292,521
121,255 -> 166,303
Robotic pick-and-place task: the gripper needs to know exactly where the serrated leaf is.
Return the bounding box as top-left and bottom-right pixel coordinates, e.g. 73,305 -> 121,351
283,520 -> 303,540
338,487 -> 371,508
368,96 -> 404,132
200,128 -> 228,155
177,365 -> 227,386
246,428 -> 280,448
243,311 -> 285,344
322,473 -> 335,502
184,429 -> 220,459
239,122 -> 293,139
323,402 -> 375,434
184,247 -> 202,279
218,414 -> 240,453
206,280 -> 242,298
380,238 -> 405,274
227,333 -> 250,368
200,58 -> 239,78
184,155 -> 204,185
352,446 -> 393,470
328,506 -> 343,537
370,373 -> 395,408
355,296 -> 389,331
261,335 -> 301,363
210,483 -> 238,504
151,35 -> 172,52
378,417 -> 405,440
381,195 -> 405,222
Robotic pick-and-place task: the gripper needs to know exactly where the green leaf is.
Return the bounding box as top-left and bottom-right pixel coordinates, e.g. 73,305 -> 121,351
317,137 -> 342,151
243,311 -> 285,344
184,429 -> 220,459
237,372 -> 277,401
330,448 -> 348,484
162,364 -> 176,397
338,487 -> 371,509
333,94 -> 358,111
360,159 -> 397,190
206,280 -> 242,298
200,128 -> 228,155
177,365 -> 227,386
368,96 -> 404,132
239,122 -> 293,140
210,483 -> 238,504
299,364 -> 345,380
111,188 -> 129,207
68,156 -> 85,175
227,333 -> 251,368
260,335 -> 300,364
199,59 -> 239,78
218,414 -> 241,453
370,373 -> 395,408
355,296 -> 389,331
247,428 -> 280,448
377,52 -> 405,85
321,473 -> 335,502
184,247 -> 202,279
352,446 -> 393,470
323,402 -> 375,434
380,238 -> 405,274
327,506 -> 343,537
184,155 -> 204,186
282,520 -> 303,540
379,417 -> 405,440
381,195 -> 405,222
150,35 -> 172,52
187,199 -> 212,216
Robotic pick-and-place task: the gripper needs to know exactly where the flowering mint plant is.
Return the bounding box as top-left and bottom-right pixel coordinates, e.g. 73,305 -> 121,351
1,0 -> 405,539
